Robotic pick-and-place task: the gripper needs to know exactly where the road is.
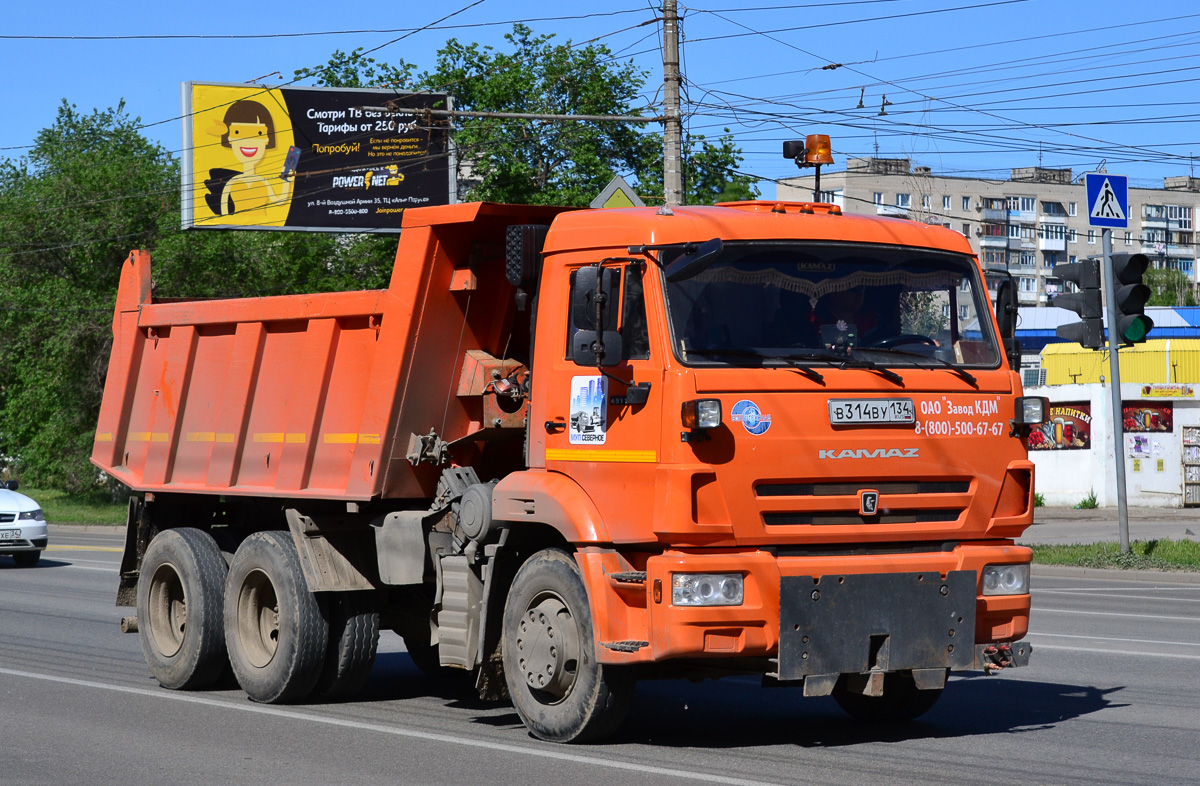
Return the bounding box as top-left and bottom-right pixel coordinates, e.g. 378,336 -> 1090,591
2,529 -> 1198,785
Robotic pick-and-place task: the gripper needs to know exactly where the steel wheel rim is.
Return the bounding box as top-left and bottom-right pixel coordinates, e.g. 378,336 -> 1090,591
237,568 -> 280,668
147,562 -> 187,658
515,590 -> 580,703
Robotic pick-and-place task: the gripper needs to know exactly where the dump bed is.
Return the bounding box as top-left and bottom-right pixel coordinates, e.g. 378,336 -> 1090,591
92,203 -> 571,501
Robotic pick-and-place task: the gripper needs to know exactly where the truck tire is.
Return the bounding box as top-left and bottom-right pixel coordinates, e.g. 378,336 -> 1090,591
136,528 -> 228,690
313,592 -> 379,700
501,549 -> 635,743
832,672 -> 943,722
224,531 -> 328,704
12,550 -> 40,568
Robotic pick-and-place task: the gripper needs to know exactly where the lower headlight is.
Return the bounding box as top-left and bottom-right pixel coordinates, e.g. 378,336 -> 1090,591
982,563 -> 1030,595
18,509 -> 44,521
672,573 -> 744,606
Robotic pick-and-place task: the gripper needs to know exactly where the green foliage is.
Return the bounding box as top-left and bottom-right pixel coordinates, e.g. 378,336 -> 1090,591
294,47 -> 416,91
1033,492 -> 1045,508
1144,266 -> 1198,307
19,487 -> 128,525
0,101 -> 394,491
1031,539 -> 1200,571
1074,488 -> 1099,509
898,291 -> 947,336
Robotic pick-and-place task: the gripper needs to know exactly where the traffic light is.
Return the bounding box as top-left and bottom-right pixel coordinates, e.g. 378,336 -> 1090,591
1054,258 -> 1105,349
1109,252 -> 1154,344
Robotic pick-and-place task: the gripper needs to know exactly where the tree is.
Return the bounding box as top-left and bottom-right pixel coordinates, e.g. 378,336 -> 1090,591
296,28 -> 759,207
1145,266 -> 1198,307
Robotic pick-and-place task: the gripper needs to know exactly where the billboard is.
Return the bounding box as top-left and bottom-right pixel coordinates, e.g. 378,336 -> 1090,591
1123,402 -> 1173,433
1026,402 -> 1091,451
182,82 -> 453,232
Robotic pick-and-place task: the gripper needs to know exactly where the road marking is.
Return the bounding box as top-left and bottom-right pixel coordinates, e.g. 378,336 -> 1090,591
1027,643 -> 1200,661
47,545 -> 123,553
1034,587 -> 1200,594
1034,591 -> 1200,604
1034,608 -> 1198,623
57,564 -> 119,573
1029,631 -> 1200,648
0,667 -> 778,786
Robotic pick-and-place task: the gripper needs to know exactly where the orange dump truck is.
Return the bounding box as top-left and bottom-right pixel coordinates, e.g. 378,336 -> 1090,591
94,200 -> 1044,742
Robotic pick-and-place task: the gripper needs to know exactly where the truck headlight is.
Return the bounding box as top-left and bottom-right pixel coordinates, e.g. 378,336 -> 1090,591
681,399 -> 722,430
672,573 -> 743,606
18,509 -> 44,521
982,564 -> 1029,595
1014,396 -> 1049,425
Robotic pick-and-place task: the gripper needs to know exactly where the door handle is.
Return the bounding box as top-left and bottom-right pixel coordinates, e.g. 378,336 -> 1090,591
545,420 -> 566,433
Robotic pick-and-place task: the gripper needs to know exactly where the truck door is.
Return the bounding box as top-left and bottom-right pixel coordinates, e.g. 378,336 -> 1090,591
530,258 -> 665,542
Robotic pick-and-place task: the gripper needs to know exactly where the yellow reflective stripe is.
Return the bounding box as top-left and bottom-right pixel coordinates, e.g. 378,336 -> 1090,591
95,432 -> 113,442
253,433 -> 284,443
216,433 -> 235,443
544,448 -> 657,463
127,432 -> 169,443
359,433 -> 381,445
151,433 -> 169,443
323,433 -> 358,444
285,433 -> 306,444
186,432 -> 215,442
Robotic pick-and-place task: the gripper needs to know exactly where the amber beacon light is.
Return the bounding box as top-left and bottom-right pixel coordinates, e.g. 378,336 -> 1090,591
783,134 -> 835,201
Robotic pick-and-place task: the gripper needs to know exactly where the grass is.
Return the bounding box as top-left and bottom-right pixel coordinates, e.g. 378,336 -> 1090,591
1074,489 -> 1099,509
19,487 -> 127,526
1031,539 -> 1200,572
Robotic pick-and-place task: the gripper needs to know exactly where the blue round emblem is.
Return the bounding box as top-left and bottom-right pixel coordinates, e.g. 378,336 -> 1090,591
730,399 -> 772,436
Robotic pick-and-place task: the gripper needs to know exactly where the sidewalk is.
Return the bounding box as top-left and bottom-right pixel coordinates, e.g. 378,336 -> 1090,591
1020,505 -> 1200,546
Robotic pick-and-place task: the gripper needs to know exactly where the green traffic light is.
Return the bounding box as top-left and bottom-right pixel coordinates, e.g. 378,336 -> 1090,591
1120,315 -> 1154,344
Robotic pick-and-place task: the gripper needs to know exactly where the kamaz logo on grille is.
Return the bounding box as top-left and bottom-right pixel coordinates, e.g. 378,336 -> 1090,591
818,448 -> 920,459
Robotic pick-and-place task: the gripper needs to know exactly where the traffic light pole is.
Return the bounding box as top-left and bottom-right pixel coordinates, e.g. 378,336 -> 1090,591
1101,228 -> 1131,554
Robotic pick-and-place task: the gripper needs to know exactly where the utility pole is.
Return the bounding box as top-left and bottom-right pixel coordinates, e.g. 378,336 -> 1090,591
1101,228 -> 1131,554
662,0 -> 684,206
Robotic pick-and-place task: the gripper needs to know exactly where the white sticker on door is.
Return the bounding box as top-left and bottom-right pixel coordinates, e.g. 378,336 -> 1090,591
569,375 -> 608,445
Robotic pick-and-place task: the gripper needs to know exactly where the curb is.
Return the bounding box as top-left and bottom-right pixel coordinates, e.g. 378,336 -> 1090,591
1033,563 -> 1200,584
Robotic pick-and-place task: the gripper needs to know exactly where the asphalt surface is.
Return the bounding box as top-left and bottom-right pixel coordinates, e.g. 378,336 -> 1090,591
2,528 -> 1198,785
1020,505 -> 1200,547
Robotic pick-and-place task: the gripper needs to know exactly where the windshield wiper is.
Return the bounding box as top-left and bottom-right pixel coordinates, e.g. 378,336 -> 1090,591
858,347 -> 979,387
839,354 -> 905,386
683,348 -> 827,384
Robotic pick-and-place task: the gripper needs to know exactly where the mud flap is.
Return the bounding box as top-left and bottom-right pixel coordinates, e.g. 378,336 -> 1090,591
778,571 -> 976,682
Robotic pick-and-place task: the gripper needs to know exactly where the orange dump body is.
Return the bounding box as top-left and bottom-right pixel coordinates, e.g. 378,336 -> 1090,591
92,202 -> 569,501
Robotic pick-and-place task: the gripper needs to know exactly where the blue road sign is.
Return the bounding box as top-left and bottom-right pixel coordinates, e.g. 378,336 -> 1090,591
1086,172 -> 1128,229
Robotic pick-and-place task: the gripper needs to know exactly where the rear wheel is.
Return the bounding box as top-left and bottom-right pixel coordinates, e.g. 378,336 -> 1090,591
313,592 -> 379,700
136,528 -> 228,690
224,531 -> 328,704
502,549 -> 634,743
12,550 -> 40,568
832,672 -> 943,722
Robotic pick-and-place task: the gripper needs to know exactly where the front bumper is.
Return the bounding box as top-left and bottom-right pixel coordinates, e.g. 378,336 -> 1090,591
630,542 -> 1030,667
0,522 -> 49,552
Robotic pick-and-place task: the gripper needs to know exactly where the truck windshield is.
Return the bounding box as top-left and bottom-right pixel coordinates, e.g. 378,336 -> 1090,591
661,241 -> 1000,368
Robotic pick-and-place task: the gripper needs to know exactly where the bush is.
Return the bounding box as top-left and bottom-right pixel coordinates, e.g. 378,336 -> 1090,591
1074,489 -> 1099,509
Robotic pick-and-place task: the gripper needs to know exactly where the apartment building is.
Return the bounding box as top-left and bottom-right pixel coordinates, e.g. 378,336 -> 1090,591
779,158 -> 1200,308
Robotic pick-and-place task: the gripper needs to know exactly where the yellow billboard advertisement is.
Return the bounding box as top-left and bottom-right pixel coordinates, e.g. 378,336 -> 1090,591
183,82 -> 452,231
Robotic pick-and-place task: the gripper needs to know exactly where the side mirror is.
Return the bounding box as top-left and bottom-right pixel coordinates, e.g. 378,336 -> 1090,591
571,266 -> 620,331
664,238 -> 724,282
572,330 -> 624,367
995,279 -> 1021,368
3,480 -> 18,491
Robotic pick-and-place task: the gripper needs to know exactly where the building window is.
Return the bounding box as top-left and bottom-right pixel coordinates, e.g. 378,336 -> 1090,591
1069,255 -> 1077,265
1044,251 -> 1059,267
1124,231 -> 1132,246
962,196 -> 971,211
873,192 -> 883,205
943,195 -> 951,210
1144,204 -> 1166,220
1168,204 -> 1193,229
943,222 -> 951,229
962,223 -> 970,236
896,193 -> 911,208
1018,277 -> 1035,292
1005,196 -> 1020,211
1041,201 -> 1066,216
1068,202 -> 1077,216
1041,224 -> 1065,240
1020,197 -> 1035,212
1087,230 -> 1096,244
1019,251 -> 1036,266
942,304 -> 951,318
1069,229 -> 1077,243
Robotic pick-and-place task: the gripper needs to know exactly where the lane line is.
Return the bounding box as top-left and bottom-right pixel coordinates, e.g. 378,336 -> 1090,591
1034,608 -> 1198,622
1034,592 -> 1200,604
47,545 -> 123,553
0,667 -> 779,786
50,564 -> 118,573
1028,631 -> 1200,648
1026,643 -> 1200,661
1034,587 -> 1200,593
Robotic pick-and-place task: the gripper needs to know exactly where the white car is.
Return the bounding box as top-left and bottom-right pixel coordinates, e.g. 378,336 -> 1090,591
1,481 -> 47,567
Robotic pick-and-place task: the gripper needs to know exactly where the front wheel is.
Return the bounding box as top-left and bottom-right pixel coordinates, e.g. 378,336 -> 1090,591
11,550 -> 40,568
832,672 -> 943,722
501,549 -> 634,743
224,531 -> 328,704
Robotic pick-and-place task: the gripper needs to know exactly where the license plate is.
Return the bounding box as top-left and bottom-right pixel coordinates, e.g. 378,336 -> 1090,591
0,529 -> 21,540
828,398 -> 915,425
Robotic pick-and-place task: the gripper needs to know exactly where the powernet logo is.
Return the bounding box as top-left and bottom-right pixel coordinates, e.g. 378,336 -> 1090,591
730,399 -> 772,435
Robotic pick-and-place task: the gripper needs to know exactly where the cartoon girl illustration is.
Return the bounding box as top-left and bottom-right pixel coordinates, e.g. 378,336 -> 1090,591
203,100 -> 293,216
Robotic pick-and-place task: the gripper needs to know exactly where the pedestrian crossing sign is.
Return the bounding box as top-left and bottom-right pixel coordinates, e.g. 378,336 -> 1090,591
1085,172 -> 1128,229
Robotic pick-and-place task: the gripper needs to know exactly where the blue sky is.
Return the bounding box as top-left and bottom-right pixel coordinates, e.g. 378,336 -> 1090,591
4,1 -> 1198,196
